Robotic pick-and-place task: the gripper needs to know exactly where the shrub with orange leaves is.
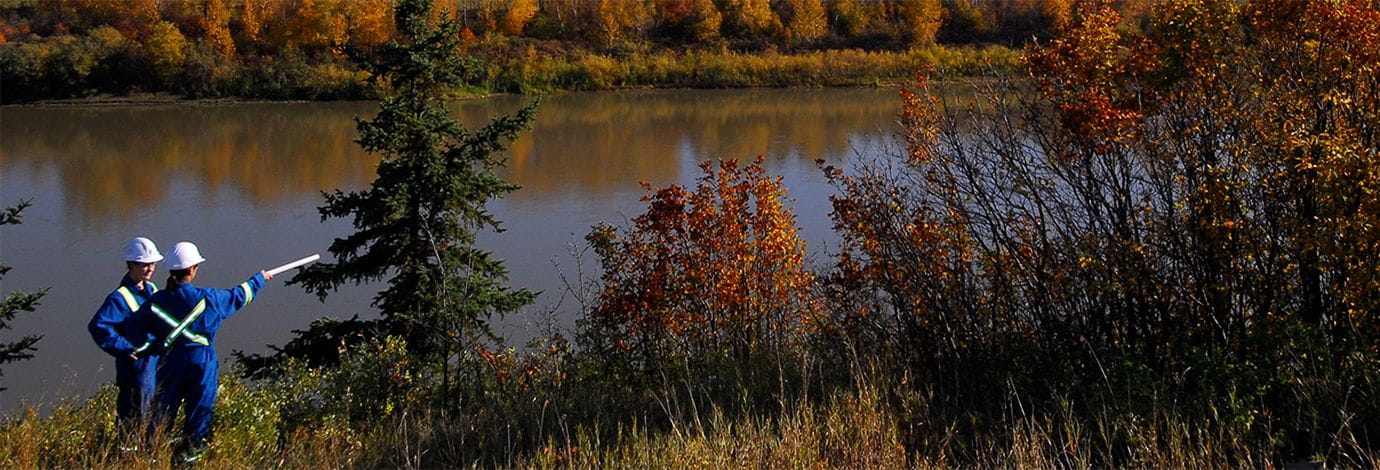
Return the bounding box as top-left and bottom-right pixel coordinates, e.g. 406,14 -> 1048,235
582,158 -> 820,375
1023,0 -> 1156,155
826,0 -> 1380,459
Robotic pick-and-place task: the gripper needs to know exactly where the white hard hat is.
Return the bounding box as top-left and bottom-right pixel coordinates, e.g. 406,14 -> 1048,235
165,241 -> 206,270
123,237 -> 164,263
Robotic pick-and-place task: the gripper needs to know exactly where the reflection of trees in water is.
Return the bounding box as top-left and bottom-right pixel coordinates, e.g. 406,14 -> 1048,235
0,103 -> 379,221
0,89 -> 912,219
452,88 -> 904,194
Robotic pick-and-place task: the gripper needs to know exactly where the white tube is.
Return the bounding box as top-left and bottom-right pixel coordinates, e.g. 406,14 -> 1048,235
266,254 -> 321,277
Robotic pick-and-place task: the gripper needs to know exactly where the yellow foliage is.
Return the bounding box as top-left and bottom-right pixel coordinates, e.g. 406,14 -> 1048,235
721,0 -> 779,37
829,0 -> 870,37
502,0 -> 539,36
145,20 -> 187,81
594,0 -> 649,46
898,0 -> 945,47
778,0 -> 827,45
201,0 -> 235,59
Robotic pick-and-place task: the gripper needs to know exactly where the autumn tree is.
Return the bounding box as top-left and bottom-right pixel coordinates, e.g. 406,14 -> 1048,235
718,0 -> 778,39
501,0 -> 539,36
592,0 -> 650,46
200,0 -> 234,59
655,0 -> 722,42
239,0 -> 275,47
687,0 -> 724,42
289,0 -> 538,405
344,0 -> 394,49
145,20 -> 188,83
583,158 -> 820,382
121,0 -> 160,37
278,0 -> 343,51
897,0 -> 945,47
775,0 -> 826,46
827,0 -> 869,38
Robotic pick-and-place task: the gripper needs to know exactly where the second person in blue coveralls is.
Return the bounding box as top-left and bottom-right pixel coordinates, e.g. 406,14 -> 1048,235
88,237 -> 163,441
122,241 -> 274,462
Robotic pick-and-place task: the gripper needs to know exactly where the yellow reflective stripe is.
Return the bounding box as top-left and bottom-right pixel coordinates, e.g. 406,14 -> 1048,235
116,287 -> 140,311
148,281 -> 158,293
151,301 -> 210,347
239,282 -> 255,305
150,303 -> 180,327
163,299 -> 210,348
133,342 -> 151,355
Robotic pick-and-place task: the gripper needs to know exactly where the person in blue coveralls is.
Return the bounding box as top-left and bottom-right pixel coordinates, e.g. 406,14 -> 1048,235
122,241 -> 274,463
88,237 -> 164,445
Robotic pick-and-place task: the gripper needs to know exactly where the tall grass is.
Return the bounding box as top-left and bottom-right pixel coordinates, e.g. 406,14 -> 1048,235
484,45 -> 1019,93
1,31 -> 1017,102
0,380 -> 366,468
4,353 -> 1373,468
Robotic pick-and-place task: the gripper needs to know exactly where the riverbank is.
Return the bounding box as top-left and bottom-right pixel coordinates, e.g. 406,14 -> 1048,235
475,44 -> 1020,94
0,42 -> 1018,104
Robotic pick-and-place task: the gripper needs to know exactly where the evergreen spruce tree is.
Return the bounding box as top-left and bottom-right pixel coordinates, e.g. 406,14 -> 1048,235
288,0 -> 537,402
0,200 -> 48,393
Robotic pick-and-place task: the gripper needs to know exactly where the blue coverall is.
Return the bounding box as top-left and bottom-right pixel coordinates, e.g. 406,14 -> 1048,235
121,273 -> 265,451
88,276 -> 159,429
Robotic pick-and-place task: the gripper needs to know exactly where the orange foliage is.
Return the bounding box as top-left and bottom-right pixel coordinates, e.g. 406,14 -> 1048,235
123,0 -> 160,37
1024,0 -> 1152,154
345,0 -> 394,49
502,0 -> 539,36
240,0 -> 272,45
898,67 -> 940,165
201,0 -> 235,58
279,0 -> 338,50
835,0 -> 1380,369
588,158 -> 820,358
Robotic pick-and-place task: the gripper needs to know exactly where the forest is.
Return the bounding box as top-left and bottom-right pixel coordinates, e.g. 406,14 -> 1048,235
2,0 -> 1378,467
0,0 -> 1108,102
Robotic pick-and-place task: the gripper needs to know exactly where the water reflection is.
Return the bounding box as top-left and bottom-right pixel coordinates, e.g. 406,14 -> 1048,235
473,89 -> 898,197
1,102 -> 380,221
3,88 -> 899,219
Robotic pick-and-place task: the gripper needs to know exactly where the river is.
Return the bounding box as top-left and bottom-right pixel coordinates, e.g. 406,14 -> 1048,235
0,87 -> 904,411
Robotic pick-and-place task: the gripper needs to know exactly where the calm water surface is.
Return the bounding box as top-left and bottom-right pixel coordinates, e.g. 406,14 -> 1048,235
0,88 -> 904,410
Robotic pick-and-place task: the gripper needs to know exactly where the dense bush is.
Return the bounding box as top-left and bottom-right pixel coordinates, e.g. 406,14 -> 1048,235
821,0 -> 1379,461
579,158 -> 821,413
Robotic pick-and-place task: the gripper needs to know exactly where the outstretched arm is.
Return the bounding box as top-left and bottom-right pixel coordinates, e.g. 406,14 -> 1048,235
218,271 -> 270,319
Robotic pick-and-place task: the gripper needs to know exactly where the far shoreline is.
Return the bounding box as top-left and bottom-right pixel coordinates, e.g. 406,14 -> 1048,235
5,79 -> 1017,107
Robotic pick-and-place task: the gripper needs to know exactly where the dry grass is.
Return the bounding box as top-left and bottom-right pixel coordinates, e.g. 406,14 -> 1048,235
3,381 -> 1373,468
486,45 -> 1020,93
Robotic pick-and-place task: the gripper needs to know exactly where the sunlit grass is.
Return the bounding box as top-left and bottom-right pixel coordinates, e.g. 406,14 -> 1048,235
5,365 -> 1370,468
484,45 -> 1020,93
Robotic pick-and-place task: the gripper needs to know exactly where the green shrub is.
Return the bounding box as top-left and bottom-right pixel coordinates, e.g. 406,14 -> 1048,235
207,372 -> 281,464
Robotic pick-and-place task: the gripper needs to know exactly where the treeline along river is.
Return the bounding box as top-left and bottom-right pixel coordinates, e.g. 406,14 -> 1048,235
0,87 -> 909,411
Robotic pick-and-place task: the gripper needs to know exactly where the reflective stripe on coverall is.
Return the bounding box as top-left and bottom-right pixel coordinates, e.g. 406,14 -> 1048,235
88,277 -> 159,428
122,272 -> 265,449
